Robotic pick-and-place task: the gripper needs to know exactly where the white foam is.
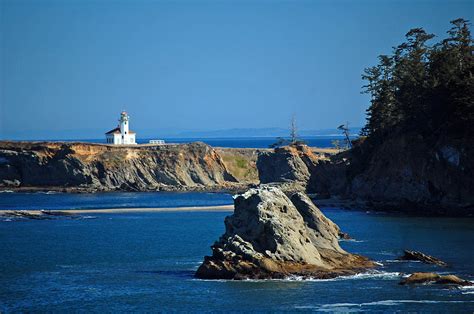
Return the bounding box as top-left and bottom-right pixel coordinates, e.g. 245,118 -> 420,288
0,190 -> 13,193
193,270 -> 402,282
340,239 -> 366,243
460,285 -> 474,294
296,299 -> 474,310
334,271 -> 401,281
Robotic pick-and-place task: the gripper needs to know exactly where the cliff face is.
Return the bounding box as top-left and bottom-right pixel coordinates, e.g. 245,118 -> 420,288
0,141 -> 249,192
256,140 -> 474,214
346,135 -> 474,212
256,145 -> 331,192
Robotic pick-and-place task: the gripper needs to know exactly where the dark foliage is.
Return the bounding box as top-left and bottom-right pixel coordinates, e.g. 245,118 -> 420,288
361,19 -> 473,143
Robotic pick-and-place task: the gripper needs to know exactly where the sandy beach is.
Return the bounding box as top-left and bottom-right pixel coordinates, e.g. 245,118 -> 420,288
0,205 -> 234,216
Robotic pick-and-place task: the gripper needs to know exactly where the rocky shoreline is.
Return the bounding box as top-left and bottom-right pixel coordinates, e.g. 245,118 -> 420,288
194,186 -> 472,283
1,140 -> 472,215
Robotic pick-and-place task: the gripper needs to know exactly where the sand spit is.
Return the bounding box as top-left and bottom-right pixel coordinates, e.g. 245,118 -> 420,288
0,205 -> 234,216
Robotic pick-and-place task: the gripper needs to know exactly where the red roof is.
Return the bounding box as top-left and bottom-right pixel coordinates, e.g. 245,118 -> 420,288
105,127 -> 120,135
105,127 -> 136,135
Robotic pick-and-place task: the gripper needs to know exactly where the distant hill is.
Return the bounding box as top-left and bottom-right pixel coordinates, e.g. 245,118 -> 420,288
1,127 -> 362,141
171,127 -> 362,138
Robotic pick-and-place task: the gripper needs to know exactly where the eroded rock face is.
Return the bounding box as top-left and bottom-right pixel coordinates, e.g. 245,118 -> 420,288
195,186 -> 374,279
0,141 -> 246,192
311,135 -> 474,214
256,145 -> 331,193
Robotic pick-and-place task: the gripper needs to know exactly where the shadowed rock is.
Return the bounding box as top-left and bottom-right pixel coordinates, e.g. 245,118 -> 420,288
195,186 -> 374,280
1,210 -> 86,220
398,250 -> 448,267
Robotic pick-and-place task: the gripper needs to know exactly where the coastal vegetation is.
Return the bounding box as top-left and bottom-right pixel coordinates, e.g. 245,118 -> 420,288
215,148 -> 259,183
303,18 -> 474,214
361,18 -> 473,145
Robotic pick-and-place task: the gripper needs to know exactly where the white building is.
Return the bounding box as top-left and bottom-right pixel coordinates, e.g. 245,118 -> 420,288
105,111 -> 137,145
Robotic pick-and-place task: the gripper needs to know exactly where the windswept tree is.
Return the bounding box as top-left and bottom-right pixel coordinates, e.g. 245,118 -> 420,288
337,122 -> 352,149
290,115 -> 298,144
269,115 -> 305,148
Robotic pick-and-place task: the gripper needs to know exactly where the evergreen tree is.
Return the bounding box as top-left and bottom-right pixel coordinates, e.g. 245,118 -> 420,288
361,18 -> 473,143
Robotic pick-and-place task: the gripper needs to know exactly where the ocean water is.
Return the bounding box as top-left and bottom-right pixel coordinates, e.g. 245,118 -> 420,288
1,192 -> 474,312
0,191 -> 232,211
55,136 -> 350,148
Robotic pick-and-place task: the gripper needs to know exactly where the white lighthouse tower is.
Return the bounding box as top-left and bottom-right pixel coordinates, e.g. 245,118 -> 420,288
120,111 -> 129,140
105,111 -> 137,145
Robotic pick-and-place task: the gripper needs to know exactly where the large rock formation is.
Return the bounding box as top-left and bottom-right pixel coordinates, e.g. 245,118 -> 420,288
0,141 -> 254,192
195,186 -> 374,279
316,136 -> 474,214
256,138 -> 474,215
257,145 -> 331,193
345,136 -> 474,213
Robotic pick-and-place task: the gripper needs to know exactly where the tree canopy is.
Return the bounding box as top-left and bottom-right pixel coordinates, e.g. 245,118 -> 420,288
361,18 -> 473,143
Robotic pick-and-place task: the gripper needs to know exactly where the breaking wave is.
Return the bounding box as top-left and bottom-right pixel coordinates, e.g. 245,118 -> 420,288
340,239 -> 366,243
194,270 -> 402,282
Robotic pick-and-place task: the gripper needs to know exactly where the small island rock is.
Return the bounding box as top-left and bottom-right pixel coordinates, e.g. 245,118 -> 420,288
399,250 -> 448,267
400,272 -> 472,286
195,186 -> 374,280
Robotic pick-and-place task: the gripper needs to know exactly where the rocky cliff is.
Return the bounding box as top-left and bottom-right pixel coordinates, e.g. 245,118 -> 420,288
0,141 -> 255,192
257,139 -> 474,214
195,186 -> 373,279
345,135 -> 474,213
257,145 -> 332,192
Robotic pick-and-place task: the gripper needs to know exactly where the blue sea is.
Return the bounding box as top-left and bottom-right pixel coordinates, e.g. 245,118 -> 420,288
1,192 -> 474,312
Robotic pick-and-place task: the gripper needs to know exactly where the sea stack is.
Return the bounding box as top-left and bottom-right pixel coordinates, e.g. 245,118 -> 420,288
195,186 -> 374,279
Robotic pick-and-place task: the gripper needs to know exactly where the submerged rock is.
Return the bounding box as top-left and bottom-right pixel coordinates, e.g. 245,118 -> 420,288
195,186 -> 374,280
398,250 -> 448,267
400,272 -> 472,286
0,210 -> 86,221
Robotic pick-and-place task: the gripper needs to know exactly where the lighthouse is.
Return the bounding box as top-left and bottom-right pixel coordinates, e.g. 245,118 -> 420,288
105,111 -> 137,145
120,111 -> 129,139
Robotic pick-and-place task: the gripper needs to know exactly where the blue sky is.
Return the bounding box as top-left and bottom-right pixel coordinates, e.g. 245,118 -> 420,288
1,0 -> 472,139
